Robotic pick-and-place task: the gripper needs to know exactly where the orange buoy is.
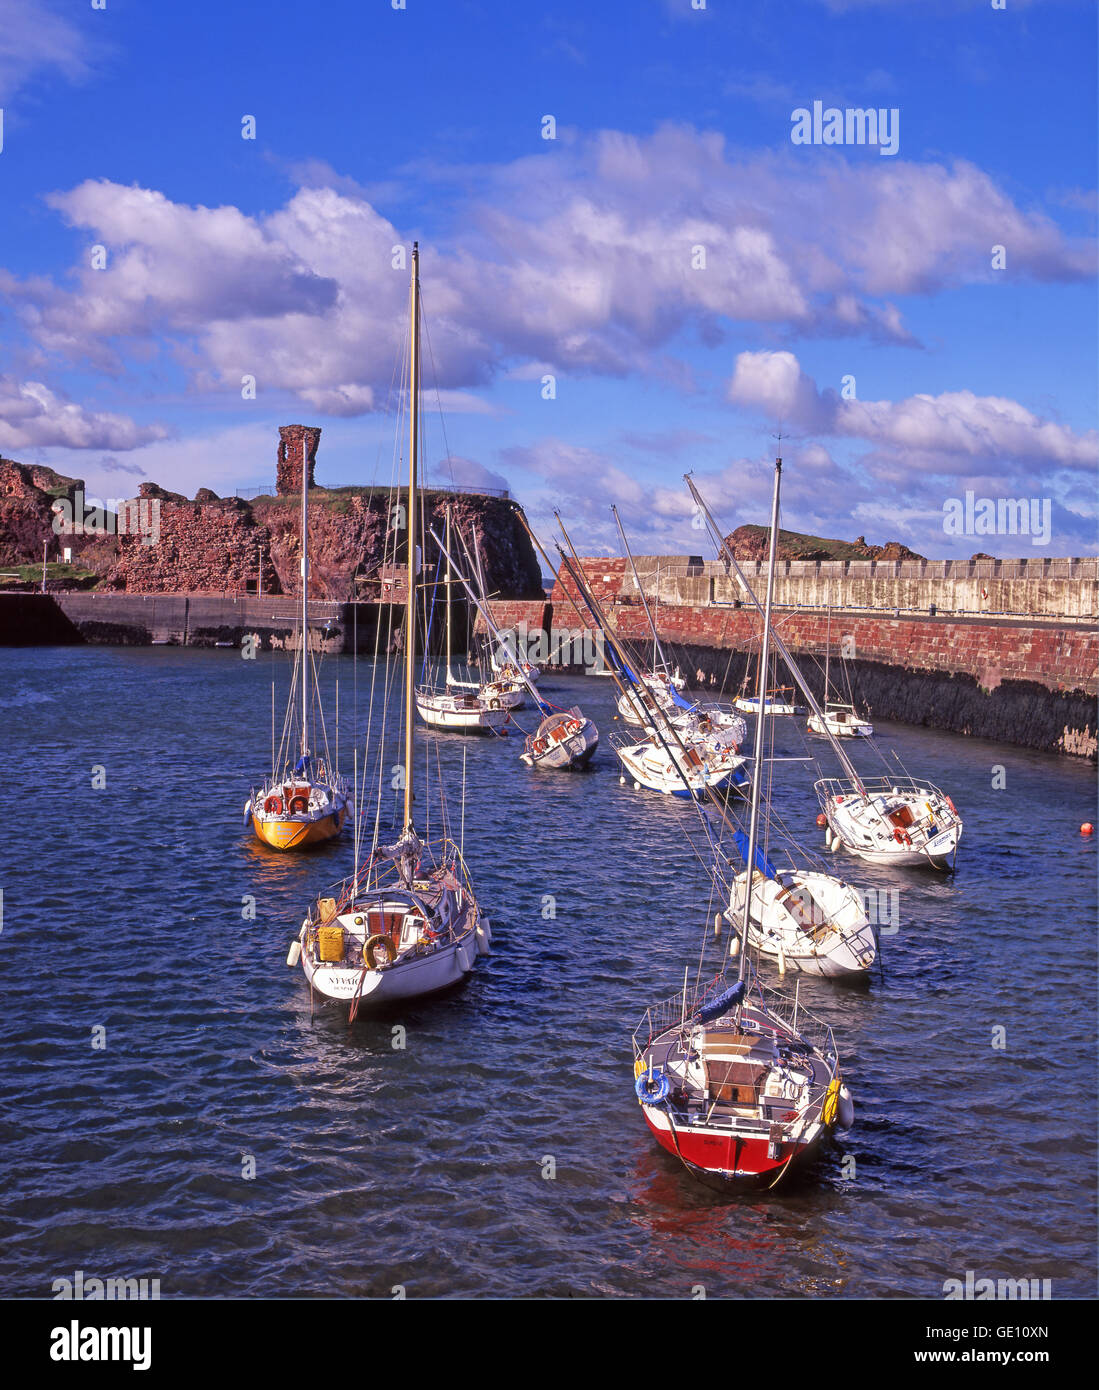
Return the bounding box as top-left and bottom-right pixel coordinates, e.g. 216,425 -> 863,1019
1082,823 -> 1095,836
816,813 -> 827,827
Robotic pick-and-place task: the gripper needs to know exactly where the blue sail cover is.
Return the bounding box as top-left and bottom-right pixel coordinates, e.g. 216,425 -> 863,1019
668,683 -> 694,710
696,980 -> 746,1023
732,829 -> 777,879
294,753 -> 312,776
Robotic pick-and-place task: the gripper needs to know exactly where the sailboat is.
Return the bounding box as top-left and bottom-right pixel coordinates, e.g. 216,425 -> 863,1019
552,529 -> 749,799
633,461 -> 854,1186
805,602 -> 873,738
290,243 -> 491,1013
684,476 -> 963,871
713,471 -> 875,978
734,648 -> 804,716
429,520 -> 599,770
245,441 -> 350,851
415,506 -> 510,733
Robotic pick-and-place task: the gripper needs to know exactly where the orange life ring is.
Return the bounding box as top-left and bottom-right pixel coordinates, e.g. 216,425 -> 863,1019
289,795 -> 309,815
893,827 -> 911,846
264,795 -> 283,815
362,933 -> 397,969
945,796 -> 957,816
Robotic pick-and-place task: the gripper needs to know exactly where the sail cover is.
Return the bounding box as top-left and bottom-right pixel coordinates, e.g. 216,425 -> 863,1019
732,830 -> 778,880
696,980 -> 746,1023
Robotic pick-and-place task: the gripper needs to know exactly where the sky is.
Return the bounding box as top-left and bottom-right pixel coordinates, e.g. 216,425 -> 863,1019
0,0 -> 1095,558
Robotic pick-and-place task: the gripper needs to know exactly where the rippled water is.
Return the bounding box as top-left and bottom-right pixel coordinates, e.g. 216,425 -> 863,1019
2,646 -> 1095,1298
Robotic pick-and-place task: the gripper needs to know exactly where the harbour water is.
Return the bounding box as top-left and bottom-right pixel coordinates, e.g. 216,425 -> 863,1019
2,646 -> 1095,1298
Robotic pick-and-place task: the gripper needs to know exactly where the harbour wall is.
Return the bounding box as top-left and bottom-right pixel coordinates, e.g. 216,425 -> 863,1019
480,558 -> 1098,760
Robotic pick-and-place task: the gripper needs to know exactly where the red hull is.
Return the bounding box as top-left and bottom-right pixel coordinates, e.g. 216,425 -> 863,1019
644,1109 -> 814,1180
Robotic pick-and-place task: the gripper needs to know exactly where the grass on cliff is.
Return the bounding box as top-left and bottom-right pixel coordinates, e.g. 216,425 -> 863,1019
0,562 -> 100,589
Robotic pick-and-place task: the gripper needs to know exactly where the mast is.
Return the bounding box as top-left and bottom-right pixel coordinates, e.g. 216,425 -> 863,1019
612,504 -> 668,674
824,592 -> 831,712
738,459 -> 782,981
300,432 -> 309,760
403,242 -> 420,829
445,504 -> 453,684
684,473 -> 864,792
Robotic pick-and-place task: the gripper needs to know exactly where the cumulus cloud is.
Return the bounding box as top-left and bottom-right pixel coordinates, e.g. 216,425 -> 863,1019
0,377 -> 167,452
729,349 -> 1099,468
1,127 -> 1091,414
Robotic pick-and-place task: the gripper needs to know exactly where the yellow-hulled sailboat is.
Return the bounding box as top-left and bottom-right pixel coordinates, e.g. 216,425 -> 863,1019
245,439 -> 350,850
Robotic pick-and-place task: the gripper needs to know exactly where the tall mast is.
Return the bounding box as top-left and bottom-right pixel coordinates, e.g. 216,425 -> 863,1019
403,242 -> 420,829
300,432 -> 309,759
738,459 -> 783,980
684,473 -> 864,792
824,591 -> 831,709
612,504 -> 667,673
445,504 -> 453,683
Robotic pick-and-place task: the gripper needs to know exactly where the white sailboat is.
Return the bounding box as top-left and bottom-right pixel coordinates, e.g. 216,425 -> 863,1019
415,506 -> 510,734
711,464 -> 875,978
684,475 -> 963,871
290,243 -> 491,1015
429,520 -> 599,771
806,604 -> 873,738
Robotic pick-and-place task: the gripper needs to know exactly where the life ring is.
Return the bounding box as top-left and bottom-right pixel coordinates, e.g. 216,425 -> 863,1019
635,1068 -> 671,1105
362,933 -> 397,969
945,795 -> 958,816
892,827 -> 912,847
288,795 -> 309,815
264,795 -> 283,815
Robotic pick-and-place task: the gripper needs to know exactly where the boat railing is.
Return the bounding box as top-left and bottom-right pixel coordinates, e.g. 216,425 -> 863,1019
816,774 -> 943,803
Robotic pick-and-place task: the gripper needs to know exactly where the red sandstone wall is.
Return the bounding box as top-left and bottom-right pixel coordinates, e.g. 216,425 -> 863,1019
545,569 -> 1097,698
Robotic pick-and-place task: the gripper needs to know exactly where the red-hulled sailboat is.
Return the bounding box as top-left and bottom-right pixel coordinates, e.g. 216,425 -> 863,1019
631,458 -> 854,1187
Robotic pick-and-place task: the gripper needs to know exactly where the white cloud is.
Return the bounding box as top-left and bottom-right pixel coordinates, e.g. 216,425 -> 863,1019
1,128 -> 1090,415
0,377 -> 166,452
729,349 -> 1099,468
0,0 -> 92,102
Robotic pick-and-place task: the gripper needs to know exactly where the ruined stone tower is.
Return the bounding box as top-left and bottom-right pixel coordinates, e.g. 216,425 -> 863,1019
276,424 -> 321,496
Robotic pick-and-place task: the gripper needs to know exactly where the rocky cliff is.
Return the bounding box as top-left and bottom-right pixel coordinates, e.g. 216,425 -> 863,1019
0,429 -> 543,600
725,523 -> 924,562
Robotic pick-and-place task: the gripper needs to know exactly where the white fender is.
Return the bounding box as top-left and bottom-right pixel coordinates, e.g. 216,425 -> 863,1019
838,1083 -> 855,1129
286,940 -> 302,967
476,918 -> 492,956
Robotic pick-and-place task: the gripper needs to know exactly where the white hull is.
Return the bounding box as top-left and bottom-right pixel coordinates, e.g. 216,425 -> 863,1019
615,735 -> 748,798
807,707 -> 873,738
818,777 -> 962,868
416,688 -> 509,732
521,709 -> 599,769
727,869 -> 876,977
297,870 -> 492,1011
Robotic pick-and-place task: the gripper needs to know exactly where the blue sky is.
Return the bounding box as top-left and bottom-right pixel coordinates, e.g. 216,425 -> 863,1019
0,0 -> 1095,557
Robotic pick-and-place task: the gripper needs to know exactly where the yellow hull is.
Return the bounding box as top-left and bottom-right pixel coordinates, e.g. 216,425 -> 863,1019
252,804 -> 347,851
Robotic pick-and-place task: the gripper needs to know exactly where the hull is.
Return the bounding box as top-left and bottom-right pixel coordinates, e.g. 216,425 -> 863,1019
416,691 -> 509,733
728,870 -> 876,977
818,777 -> 962,869
253,804 -> 347,850
521,710 -> 599,770
642,1103 -> 824,1180
807,709 -> 873,738
302,929 -> 479,1004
